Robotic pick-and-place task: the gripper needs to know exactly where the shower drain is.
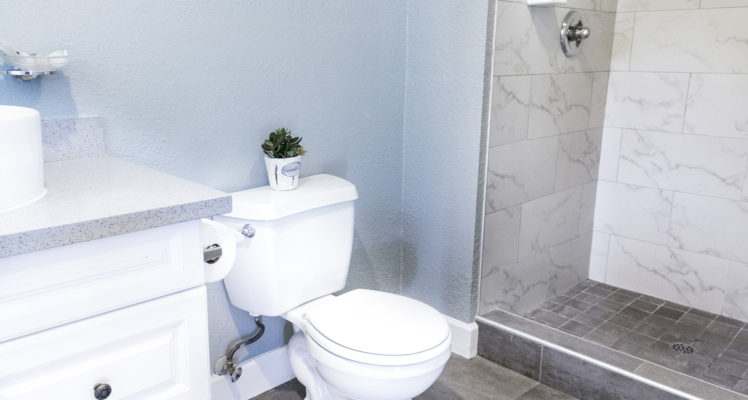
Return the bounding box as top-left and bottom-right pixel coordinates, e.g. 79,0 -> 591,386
671,343 -> 694,354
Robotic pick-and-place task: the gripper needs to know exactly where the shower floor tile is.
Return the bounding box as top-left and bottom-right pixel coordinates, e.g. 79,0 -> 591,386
525,280 -> 748,396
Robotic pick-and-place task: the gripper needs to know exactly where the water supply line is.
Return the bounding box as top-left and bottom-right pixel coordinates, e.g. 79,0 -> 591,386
219,316 -> 265,382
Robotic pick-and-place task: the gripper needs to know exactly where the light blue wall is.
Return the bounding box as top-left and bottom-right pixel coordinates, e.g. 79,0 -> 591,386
401,0 -> 491,323
0,1 -> 406,363
0,0 -> 490,364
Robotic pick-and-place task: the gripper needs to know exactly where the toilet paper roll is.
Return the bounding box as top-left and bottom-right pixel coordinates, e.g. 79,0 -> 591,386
201,218 -> 244,283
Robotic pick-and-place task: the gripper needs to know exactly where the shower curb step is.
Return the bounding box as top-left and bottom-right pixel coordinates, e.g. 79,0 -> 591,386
477,310 -> 748,400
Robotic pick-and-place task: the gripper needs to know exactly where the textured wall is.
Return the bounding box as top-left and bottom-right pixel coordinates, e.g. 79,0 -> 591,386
592,0 -> 748,321
480,0 -> 616,315
0,1 -> 406,364
400,0 -> 491,323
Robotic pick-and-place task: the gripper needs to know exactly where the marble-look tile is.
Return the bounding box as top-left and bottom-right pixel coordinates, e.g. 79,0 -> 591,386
477,320 -> 543,380
490,75 -> 532,147
494,2 -> 564,75
482,206 -> 522,274
684,74 -> 748,138
700,0 -> 748,6
617,129 -> 748,199
555,129 -> 602,191
598,127 -> 622,182
41,117 -> 106,162
480,252 -> 551,315
494,3 -> 614,75
589,72 -> 610,128
548,233 -> 592,297
528,74 -> 594,139
518,187 -> 582,259
723,261 -> 748,322
669,193 -> 748,263
605,72 -> 690,132
486,138 -> 558,212
610,12 -> 634,71
617,0 -> 699,11
578,182 -> 597,235
594,181 -> 673,245
630,9 -> 748,73
606,236 -> 729,314
589,231 -> 610,281
558,8 -> 616,73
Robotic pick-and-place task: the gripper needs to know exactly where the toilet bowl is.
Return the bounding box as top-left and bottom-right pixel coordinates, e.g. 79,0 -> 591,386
214,174 -> 451,399
284,289 -> 451,400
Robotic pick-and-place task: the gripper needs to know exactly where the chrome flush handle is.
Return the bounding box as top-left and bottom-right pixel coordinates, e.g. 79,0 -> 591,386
241,224 -> 255,238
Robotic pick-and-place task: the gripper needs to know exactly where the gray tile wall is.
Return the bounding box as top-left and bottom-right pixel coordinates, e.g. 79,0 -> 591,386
480,0 -> 616,314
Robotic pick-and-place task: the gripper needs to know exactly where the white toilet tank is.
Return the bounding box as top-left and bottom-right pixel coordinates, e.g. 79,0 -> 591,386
215,174 -> 358,316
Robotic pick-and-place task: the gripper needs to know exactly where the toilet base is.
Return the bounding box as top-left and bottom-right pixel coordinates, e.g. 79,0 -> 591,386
287,331 -> 416,400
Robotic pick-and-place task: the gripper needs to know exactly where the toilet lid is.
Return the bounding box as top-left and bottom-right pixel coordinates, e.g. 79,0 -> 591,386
305,289 -> 450,358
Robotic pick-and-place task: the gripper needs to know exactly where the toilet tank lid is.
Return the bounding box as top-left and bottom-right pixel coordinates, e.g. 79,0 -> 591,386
226,174 -> 358,221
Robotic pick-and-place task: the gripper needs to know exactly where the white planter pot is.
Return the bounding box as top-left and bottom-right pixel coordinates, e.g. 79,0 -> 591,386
264,156 -> 302,191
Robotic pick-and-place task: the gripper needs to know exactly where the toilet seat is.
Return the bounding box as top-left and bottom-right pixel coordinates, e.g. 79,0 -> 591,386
303,289 -> 451,366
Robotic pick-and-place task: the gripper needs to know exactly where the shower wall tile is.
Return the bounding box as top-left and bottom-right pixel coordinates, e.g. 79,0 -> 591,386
598,127 -> 622,181
589,72 -> 610,128
700,0 -> 748,7
578,182 -> 598,235
482,206 -> 522,272
490,75 -> 532,146
630,9 -> 748,73
605,72 -> 689,132
668,193 -> 748,264
555,129 -> 602,191
593,0 -> 748,323
493,2 -> 615,76
480,252 -> 552,315
684,74 -> 748,139
617,0 -> 699,11
518,187 -> 583,260
493,1 -> 564,75
594,181 -> 673,245
589,231 -> 610,281
605,236 -> 728,313
483,1 -> 616,316
548,233 -> 593,297
485,138 -> 558,212
723,261 -> 748,321
617,129 -> 748,199
528,73 -> 594,138
609,12 -> 634,71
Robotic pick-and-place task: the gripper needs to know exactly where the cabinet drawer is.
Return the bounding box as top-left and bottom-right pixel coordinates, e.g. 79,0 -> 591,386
0,221 -> 203,342
0,286 -> 210,400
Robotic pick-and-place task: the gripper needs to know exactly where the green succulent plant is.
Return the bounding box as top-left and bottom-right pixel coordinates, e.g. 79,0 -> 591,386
261,127 -> 307,159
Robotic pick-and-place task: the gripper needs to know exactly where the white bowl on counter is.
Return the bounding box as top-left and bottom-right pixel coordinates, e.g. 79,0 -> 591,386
0,106 -> 46,213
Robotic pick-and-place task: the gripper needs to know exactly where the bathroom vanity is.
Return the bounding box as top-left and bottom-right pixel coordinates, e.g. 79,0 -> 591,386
0,156 -> 231,400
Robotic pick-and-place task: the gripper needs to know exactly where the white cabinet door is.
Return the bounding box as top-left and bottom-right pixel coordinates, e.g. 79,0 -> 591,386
0,221 -> 204,342
0,286 -> 210,400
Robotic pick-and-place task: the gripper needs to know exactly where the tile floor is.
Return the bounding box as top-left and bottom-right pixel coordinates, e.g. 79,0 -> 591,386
525,280 -> 748,395
252,355 -> 577,400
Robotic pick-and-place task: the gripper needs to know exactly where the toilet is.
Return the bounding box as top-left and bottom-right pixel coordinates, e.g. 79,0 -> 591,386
214,174 -> 451,400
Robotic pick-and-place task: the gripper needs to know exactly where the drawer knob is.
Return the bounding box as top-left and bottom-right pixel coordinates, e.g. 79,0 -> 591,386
93,383 -> 112,399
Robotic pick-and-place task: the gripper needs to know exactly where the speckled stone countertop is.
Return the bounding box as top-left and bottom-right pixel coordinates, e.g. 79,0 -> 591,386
0,156 -> 231,258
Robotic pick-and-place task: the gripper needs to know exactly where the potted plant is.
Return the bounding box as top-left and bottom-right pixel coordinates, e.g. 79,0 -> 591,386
261,127 -> 306,191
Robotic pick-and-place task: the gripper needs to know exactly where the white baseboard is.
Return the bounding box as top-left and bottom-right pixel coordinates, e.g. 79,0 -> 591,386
211,346 -> 295,400
211,314 -> 479,399
443,314 -> 479,359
